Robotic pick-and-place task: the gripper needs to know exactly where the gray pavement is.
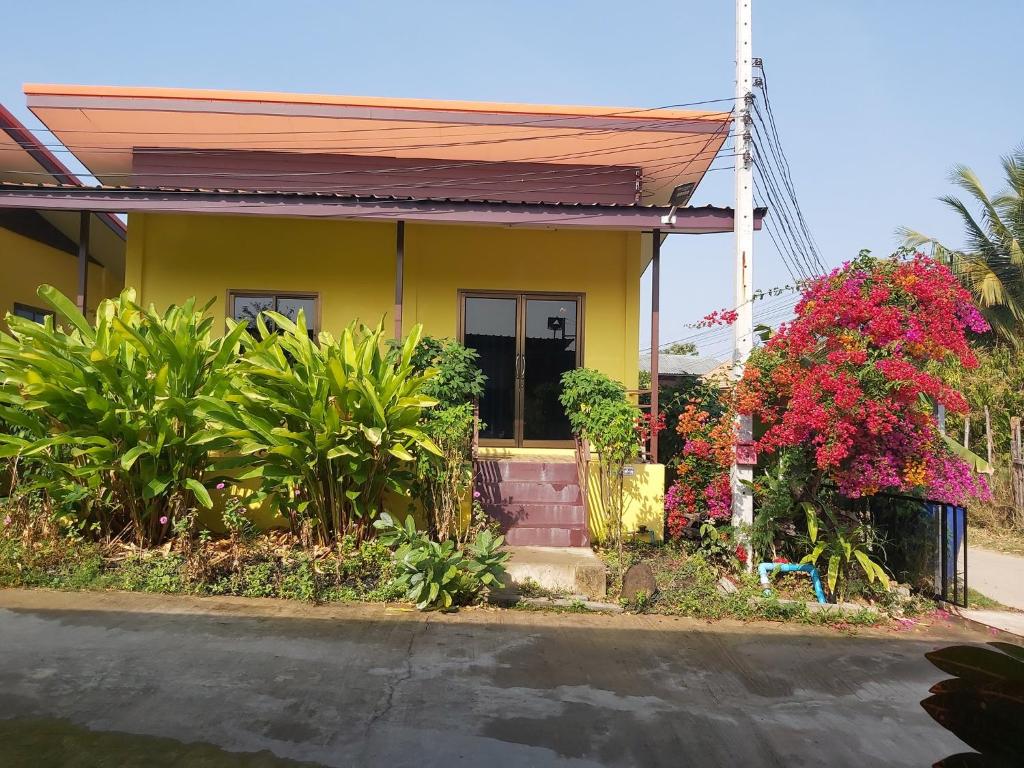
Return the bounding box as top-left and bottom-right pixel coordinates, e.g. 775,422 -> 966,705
0,589 -> 999,767
968,545 -> 1024,610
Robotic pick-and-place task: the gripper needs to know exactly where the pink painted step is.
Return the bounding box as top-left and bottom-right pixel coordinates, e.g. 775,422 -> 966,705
505,526 -> 589,548
477,480 -> 583,505
475,460 -> 579,483
474,459 -> 588,548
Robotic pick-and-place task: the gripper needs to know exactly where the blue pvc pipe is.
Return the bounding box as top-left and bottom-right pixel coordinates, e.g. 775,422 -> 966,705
758,562 -> 827,604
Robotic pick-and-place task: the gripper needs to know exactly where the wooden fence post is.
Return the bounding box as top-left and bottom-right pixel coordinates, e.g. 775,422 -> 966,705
1010,417 -> 1024,530
963,416 -> 971,449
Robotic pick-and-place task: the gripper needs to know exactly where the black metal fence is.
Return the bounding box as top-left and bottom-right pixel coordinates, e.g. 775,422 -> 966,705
870,495 -> 968,607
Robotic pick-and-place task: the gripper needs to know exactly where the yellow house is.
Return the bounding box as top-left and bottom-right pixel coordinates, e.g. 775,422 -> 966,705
0,84 -> 763,546
0,104 -> 125,326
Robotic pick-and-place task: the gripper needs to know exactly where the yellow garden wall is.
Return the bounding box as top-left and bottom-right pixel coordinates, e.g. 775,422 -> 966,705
126,213 -> 642,389
584,461 -> 666,543
0,227 -> 114,330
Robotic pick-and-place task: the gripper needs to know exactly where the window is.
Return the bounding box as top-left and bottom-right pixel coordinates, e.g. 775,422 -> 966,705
12,303 -> 54,324
229,291 -> 318,338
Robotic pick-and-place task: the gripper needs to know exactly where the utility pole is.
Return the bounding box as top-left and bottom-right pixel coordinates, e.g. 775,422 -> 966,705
731,0 -> 755,550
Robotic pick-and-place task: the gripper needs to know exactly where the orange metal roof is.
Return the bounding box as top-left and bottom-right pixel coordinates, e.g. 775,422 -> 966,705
24,84 -> 732,206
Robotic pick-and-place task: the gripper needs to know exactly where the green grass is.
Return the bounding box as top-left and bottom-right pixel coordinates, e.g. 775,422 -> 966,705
966,587 -> 1013,611
601,543 -> 897,628
0,535 -> 403,605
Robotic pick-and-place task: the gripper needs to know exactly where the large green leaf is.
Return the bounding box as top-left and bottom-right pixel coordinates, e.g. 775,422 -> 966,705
184,478 -> 213,509
941,433 -> 994,474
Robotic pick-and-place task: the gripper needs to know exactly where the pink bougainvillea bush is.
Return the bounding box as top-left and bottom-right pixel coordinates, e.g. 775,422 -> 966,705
735,251 -> 991,505
664,387 -> 736,540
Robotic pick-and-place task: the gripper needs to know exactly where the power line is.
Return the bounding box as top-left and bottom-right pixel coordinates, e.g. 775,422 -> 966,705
752,156 -> 818,279
753,61 -> 825,272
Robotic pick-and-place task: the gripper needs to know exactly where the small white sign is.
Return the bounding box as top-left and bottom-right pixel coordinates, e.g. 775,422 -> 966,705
620,466 -> 636,477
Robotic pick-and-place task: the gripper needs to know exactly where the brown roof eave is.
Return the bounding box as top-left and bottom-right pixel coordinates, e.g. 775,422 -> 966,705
0,183 -> 766,234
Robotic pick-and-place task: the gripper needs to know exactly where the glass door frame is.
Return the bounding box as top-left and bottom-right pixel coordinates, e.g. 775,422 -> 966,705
457,289 -> 585,449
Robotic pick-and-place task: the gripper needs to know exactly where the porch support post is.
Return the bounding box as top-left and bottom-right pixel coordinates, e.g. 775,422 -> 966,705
650,229 -> 661,463
76,210 -> 90,315
394,220 -> 405,339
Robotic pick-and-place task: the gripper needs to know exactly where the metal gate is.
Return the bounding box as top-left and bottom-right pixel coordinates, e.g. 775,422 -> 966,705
926,501 -> 968,607
870,495 -> 968,607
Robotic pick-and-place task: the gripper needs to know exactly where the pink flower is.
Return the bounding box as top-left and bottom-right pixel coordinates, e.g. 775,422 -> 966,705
2,516 -> 11,527
473,490 -> 481,499
159,516 -> 168,525
216,482 -> 226,490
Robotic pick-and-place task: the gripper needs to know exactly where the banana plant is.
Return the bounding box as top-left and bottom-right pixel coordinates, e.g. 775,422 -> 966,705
194,314 -> 440,543
799,502 -> 891,602
0,285 -> 243,544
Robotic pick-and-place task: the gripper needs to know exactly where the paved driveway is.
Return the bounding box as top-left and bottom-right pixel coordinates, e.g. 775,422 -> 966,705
0,590 -> 996,767
968,545 -> 1024,610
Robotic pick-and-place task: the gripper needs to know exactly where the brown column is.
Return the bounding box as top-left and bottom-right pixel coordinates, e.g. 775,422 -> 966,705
394,220 -> 405,339
650,229 -> 661,463
76,211 -> 90,315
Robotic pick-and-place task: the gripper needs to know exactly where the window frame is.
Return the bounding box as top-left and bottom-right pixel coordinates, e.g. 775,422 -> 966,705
226,289 -> 321,336
12,302 -> 55,325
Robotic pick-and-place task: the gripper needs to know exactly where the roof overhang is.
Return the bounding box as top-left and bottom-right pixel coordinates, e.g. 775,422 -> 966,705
0,183 -> 766,234
0,103 -> 126,276
24,84 -> 733,206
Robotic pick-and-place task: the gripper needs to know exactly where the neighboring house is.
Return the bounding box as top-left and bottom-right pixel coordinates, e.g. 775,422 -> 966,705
0,84 -> 763,546
639,353 -> 731,388
0,104 -> 125,327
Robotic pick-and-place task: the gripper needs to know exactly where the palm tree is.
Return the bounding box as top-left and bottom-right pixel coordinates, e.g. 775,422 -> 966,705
898,148 -> 1024,344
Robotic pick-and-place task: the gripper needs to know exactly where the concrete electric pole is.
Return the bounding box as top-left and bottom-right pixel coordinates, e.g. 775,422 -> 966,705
731,0 -> 755,547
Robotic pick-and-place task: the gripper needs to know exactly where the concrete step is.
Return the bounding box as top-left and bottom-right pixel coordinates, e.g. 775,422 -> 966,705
477,480 -> 583,505
505,526 -> 590,548
483,502 -> 586,527
503,545 -> 606,598
475,460 -> 579,483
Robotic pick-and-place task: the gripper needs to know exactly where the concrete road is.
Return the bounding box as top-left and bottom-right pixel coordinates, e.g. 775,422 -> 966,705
968,545 -> 1024,610
0,589 -> 997,767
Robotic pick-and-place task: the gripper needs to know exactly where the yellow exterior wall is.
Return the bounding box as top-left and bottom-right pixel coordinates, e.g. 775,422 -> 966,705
127,212 -> 655,540
405,223 -> 641,388
0,227 -> 114,330
127,213 -> 642,390
127,213 -> 395,333
585,461 -> 665,543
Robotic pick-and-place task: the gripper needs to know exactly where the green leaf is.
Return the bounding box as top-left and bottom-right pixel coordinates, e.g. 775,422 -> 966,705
853,549 -> 877,583
143,478 -> 171,500
120,444 -> 152,471
941,432 -> 994,475
184,478 -> 213,509
387,445 -> 414,462
801,502 -> 818,543
38,284 -> 94,339
827,555 -> 840,596
360,424 -> 382,446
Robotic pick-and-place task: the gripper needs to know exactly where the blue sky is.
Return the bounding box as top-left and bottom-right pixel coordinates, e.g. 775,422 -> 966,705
2,1 -> 1020,356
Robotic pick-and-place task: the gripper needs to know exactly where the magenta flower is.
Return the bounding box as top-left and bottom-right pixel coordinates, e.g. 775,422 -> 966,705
473,490 -> 481,499
159,516 -> 168,525
216,482 -> 226,490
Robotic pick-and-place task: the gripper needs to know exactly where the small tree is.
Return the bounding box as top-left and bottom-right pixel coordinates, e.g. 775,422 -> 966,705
560,368 -> 640,569
406,337 -> 486,541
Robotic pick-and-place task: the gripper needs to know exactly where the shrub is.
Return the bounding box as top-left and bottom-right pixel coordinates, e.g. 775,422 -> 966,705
560,368 -> 640,566
407,337 -> 486,541
0,286 -> 243,545
373,512 -> 508,610
195,315 -> 440,544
